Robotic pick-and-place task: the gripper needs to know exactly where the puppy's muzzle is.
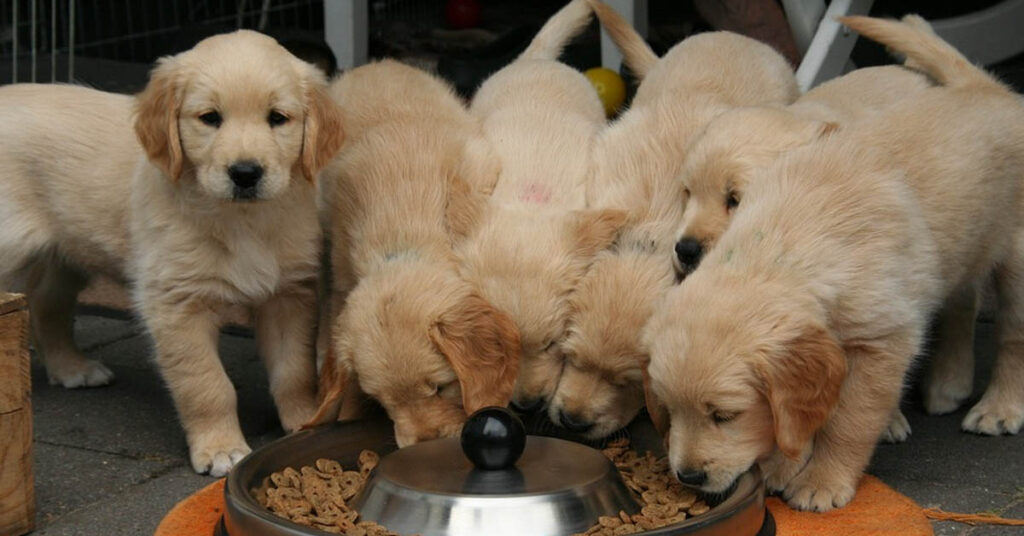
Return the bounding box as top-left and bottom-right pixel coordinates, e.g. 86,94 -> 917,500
674,237 -> 704,275
557,410 -> 595,434
676,468 -> 707,487
510,397 -> 546,414
228,160 -> 264,200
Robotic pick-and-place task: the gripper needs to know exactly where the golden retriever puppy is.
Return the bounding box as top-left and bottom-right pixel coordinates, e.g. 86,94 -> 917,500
0,31 -> 344,476
642,15 -> 1024,511
672,66 -> 932,444
454,0 -> 627,412
547,0 -> 798,439
673,65 -> 932,275
305,60 -> 520,447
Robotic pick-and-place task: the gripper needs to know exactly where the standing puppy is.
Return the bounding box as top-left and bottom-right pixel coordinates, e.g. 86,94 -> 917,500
548,0 -> 798,439
454,0 -> 627,412
642,16 -> 1024,511
307,60 -> 521,448
0,30 -> 344,476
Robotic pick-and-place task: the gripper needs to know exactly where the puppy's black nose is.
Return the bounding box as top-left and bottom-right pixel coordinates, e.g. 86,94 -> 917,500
558,410 -> 594,433
674,237 -> 703,270
510,397 -> 545,414
676,469 -> 707,487
228,161 -> 264,189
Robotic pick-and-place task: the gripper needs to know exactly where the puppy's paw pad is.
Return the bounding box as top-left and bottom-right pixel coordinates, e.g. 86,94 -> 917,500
881,411 -> 911,443
962,400 -> 1023,435
190,443 -> 251,477
48,359 -> 115,389
783,476 -> 856,512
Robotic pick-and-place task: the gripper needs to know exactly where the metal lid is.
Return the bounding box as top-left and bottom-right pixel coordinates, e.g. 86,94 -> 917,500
351,407 -> 640,536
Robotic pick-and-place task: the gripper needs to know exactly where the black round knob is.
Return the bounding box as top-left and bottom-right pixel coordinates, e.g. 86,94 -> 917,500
460,407 -> 526,470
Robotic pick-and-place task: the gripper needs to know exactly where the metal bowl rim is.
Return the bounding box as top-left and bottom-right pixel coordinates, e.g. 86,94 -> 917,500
225,421 -> 765,536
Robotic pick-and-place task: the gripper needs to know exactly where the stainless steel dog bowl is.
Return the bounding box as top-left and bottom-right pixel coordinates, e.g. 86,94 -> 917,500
222,409 -> 772,536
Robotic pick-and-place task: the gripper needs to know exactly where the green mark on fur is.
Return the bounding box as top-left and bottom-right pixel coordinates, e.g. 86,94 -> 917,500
725,249 -> 734,263
754,231 -> 764,242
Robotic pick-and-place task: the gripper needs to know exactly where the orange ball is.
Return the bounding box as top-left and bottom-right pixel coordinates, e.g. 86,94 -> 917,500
585,67 -> 626,117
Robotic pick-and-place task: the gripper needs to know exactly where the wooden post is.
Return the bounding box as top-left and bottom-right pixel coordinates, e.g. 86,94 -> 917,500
0,293 -> 34,536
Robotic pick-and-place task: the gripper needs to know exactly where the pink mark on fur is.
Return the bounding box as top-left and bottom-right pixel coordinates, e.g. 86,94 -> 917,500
519,183 -> 553,204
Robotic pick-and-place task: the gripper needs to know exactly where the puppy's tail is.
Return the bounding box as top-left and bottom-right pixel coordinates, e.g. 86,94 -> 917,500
518,0 -> 594,62
586,0 -> 658,79
839,15 -> 1003,92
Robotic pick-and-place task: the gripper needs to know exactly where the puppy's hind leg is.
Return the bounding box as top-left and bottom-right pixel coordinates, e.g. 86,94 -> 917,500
28,258 -> 114,388
924,280 -> 979,415
963,235 -> 1024,435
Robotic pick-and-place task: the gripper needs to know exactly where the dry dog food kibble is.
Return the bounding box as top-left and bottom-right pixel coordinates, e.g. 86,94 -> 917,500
251,450 -> 418,535
255,440 -> 707,535
572,438 -> 709,536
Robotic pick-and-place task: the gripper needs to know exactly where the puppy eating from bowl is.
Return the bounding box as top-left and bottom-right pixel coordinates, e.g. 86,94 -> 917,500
306,60 -> 521,448
643,15 -> 1024,511
547,0 -> 798,440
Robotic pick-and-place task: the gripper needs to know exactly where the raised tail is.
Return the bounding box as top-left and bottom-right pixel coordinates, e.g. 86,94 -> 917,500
518,0 -> 595,61
587,0 -> 658,79
839,14 -> 1002,91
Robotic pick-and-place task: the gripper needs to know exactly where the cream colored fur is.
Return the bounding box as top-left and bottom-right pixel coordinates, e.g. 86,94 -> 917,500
673,66 -> 932,443
643,15 -> 1024,512
308,60 -> 521,448
548,0 -> 798,438
454,0 -> 628,410
0,30 -> 344,477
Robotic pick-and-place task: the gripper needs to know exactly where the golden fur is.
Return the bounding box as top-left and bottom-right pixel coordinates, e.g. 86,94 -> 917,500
0,30 -> 344,476
548,0 -> 798,438
453,0 -> 628,411
674,65 -> 932,275
306,60 -> 520,447
672,66 -> 932,443
643,15 -> 1024,511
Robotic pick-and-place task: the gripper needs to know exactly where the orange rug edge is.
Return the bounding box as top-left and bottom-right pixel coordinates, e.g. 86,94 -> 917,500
156,475 -> 935,535
154,478 -> 226,536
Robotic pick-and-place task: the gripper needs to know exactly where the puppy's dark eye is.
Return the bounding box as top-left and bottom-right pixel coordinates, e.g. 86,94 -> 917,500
726,191 -> 740,210
198,111 -> 222,127
712,410 -> 738,424
268,111 -> 289,127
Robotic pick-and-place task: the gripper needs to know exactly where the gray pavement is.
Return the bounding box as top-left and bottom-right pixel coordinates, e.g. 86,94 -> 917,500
25,313 -> 1024,535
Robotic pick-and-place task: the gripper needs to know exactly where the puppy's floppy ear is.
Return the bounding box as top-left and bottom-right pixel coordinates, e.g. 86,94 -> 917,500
430,293 -> 521,414
302,342 -> 351,428
134,57 -> 184,181
300,73 -> 345,182
755,323 -> 846,459
571,208 -> 630,258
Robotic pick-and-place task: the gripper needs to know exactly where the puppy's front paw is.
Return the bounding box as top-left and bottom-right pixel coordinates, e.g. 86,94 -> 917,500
880,409 -> 911,443
760,449 -> 810,493
962,394 -> 1023,435
782,465 -> 857,512
189,435 -> 252,477
48,358 -> 115,388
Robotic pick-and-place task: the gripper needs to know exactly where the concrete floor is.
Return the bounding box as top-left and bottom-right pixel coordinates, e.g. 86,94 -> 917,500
22,312 -> 1024,535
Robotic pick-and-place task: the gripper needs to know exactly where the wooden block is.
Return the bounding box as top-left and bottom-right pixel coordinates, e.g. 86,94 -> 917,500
0,293 -> 34,536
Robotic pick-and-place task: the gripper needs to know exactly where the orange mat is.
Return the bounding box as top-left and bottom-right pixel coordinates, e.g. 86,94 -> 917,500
155,475 -> 933,536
